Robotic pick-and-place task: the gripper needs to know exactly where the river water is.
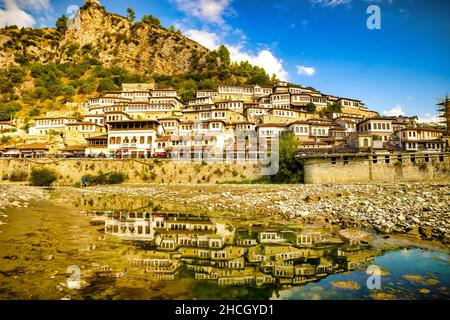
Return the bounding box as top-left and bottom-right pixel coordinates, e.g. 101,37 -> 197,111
0,189 -> 448,300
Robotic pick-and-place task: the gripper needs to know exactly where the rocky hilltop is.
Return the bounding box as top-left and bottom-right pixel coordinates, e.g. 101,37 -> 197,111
0,0 -> 209,75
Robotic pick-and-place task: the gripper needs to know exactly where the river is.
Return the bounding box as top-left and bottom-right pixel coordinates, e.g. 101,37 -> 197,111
0,187 -> 448,300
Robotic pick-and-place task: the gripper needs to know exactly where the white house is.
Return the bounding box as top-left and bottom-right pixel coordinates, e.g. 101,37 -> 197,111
107,119 -> 162,158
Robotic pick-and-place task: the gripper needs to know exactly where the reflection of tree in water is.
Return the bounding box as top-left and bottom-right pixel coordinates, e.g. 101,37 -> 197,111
74,195 -> 156,212
80,274 -> 117,300
189,280 -> 277,300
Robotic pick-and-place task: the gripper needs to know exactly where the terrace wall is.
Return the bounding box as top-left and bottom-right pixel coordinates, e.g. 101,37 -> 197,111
0,158 -> 262,185
302,153 -> 450,184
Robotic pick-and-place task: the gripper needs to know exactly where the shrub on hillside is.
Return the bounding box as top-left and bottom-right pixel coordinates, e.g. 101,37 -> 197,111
9,171 -> 28,182
106,172 -> 127,184
29,168 -> 58,186
85,172 -> 127,186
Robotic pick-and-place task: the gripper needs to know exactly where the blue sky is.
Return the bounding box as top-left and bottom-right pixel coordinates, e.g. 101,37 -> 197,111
1,0 -> 449,122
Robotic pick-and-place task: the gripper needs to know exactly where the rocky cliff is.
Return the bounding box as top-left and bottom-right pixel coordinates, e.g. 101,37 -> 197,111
0,0 -> 210,76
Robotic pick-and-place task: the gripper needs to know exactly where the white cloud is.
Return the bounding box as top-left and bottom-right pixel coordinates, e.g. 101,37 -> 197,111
0,0 -> 51,28
296,65 -> 316,76
382,104 -> 405,116
17,0 -> 50,11
184,29 -> 221,50
310,0 -> 352,7
0,0 -> 35,27
172,0 -> 233,25
228,45 -> 289,80
417,113 -> 443,124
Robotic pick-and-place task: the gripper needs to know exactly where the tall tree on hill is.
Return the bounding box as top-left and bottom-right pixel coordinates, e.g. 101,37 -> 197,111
270,131 -> 303,183
126,8 -> 136,22
55,15 -> 68,34
217,45 -> 231,66
306,102 -> 316,113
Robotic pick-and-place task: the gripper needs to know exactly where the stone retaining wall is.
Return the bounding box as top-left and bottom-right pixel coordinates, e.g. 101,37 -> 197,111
302,153 -> 450,184
0,158 -> 262,185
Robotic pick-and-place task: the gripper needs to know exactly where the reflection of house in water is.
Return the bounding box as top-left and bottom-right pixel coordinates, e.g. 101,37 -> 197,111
153,213 -> 235,251
337,247 -> 378,270
234,228 -> 258,246
283,229 -> 335,247
105,212 -> 154,240
98,210 -> 379,288
129,250 -> 181,281
103,212 -> 234,247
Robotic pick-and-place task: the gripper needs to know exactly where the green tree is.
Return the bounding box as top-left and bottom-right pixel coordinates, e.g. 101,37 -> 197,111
306,102 -> 316,113
217,45 -> 231,66
62,85 -> 76,100
97,78 -> 118,92
55,15 -> 68,34
0,101 -> 21,120
142,15 -> 161,26
168,25 -> 176,32
246,66 -> 271,85
327,102 -> 342,113
270,131 -> 303,183
126,8 -> 136,22
29,168 -> 58,187
1,135 -> 12,144
28,107 -> 41,117
180,88 -> 196,103
198,79 -> 217,90
270,74 -> 278,85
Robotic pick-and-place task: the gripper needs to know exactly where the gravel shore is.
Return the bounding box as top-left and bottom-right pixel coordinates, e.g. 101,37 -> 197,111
70,182 -> 450,243
1,182 -> 449,243
0,185 -> 49,211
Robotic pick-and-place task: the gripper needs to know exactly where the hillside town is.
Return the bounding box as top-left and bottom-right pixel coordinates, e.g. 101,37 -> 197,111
0,81 -> 448,159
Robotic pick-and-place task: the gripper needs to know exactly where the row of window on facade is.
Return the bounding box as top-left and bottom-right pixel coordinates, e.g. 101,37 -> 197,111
330,154 -> 445,164
360,122 -> 391,131
402,131 -> 440,138
109,136 -> 152,144
107,225 -> 152,234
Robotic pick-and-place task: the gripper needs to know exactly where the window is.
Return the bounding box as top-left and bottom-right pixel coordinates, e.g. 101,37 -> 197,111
385,155 -> 390,164
363,138 -> 369,147
372,156 -> 378,164
397,155 -> 403,163
411,155 -> 416,163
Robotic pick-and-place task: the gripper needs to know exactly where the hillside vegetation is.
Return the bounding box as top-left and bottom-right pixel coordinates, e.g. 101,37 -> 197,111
0,0 -> 277,122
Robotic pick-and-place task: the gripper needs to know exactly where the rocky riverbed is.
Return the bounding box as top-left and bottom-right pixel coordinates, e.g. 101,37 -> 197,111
0,182 -> 449,243
74,182 -> 450,244
0,185 -> 49,211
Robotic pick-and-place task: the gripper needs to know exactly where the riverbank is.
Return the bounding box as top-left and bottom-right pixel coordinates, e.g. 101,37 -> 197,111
1,182 -> 448,243
0,185 -> 49,212
0,183 -> 448,300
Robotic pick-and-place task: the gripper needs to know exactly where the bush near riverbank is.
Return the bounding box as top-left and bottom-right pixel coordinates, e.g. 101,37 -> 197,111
84,171 -> 127,186
29,167 -> 57,186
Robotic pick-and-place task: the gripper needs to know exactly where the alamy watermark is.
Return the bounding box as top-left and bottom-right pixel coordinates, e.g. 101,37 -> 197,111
166,125 -> 280,176
67,265 -> 81,290
366,265 -> 382,290
367,5 -> 381,30
66,5 -> 81,30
